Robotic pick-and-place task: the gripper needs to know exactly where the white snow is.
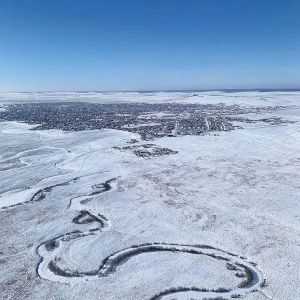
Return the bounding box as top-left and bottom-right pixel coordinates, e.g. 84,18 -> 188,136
0,91 -> 299,300
1,90 -> 300,107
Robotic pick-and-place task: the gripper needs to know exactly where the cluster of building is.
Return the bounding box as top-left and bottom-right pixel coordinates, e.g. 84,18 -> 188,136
0,102 -> 282,140
226,116 -> 294,125
114,144 -> 178,158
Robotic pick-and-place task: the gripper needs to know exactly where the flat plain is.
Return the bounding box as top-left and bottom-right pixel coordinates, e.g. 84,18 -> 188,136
0,91 -> 299,300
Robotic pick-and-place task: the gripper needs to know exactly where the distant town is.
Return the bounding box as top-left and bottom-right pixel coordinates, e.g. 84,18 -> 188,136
0,102 -> 288,140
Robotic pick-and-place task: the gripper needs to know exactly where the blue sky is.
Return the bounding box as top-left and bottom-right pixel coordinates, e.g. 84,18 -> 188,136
0,0 -> 299,92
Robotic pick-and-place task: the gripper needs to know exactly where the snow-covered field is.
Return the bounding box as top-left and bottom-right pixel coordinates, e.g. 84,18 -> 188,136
1,90 -> 300,107
0,91 -> 299,300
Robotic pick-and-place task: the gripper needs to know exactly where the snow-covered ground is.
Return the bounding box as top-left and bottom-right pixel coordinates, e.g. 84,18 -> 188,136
0,91 -> 299,300
1,90 -> 300,107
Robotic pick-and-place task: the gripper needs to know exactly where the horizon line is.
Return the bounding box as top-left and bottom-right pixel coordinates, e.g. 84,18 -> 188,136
1,88 -> 300,94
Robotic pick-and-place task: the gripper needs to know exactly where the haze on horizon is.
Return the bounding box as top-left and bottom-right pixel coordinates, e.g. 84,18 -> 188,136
0,0 -> 299,92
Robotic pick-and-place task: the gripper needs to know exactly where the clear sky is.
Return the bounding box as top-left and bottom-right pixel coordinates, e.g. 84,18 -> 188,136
0,0 -> 299,92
